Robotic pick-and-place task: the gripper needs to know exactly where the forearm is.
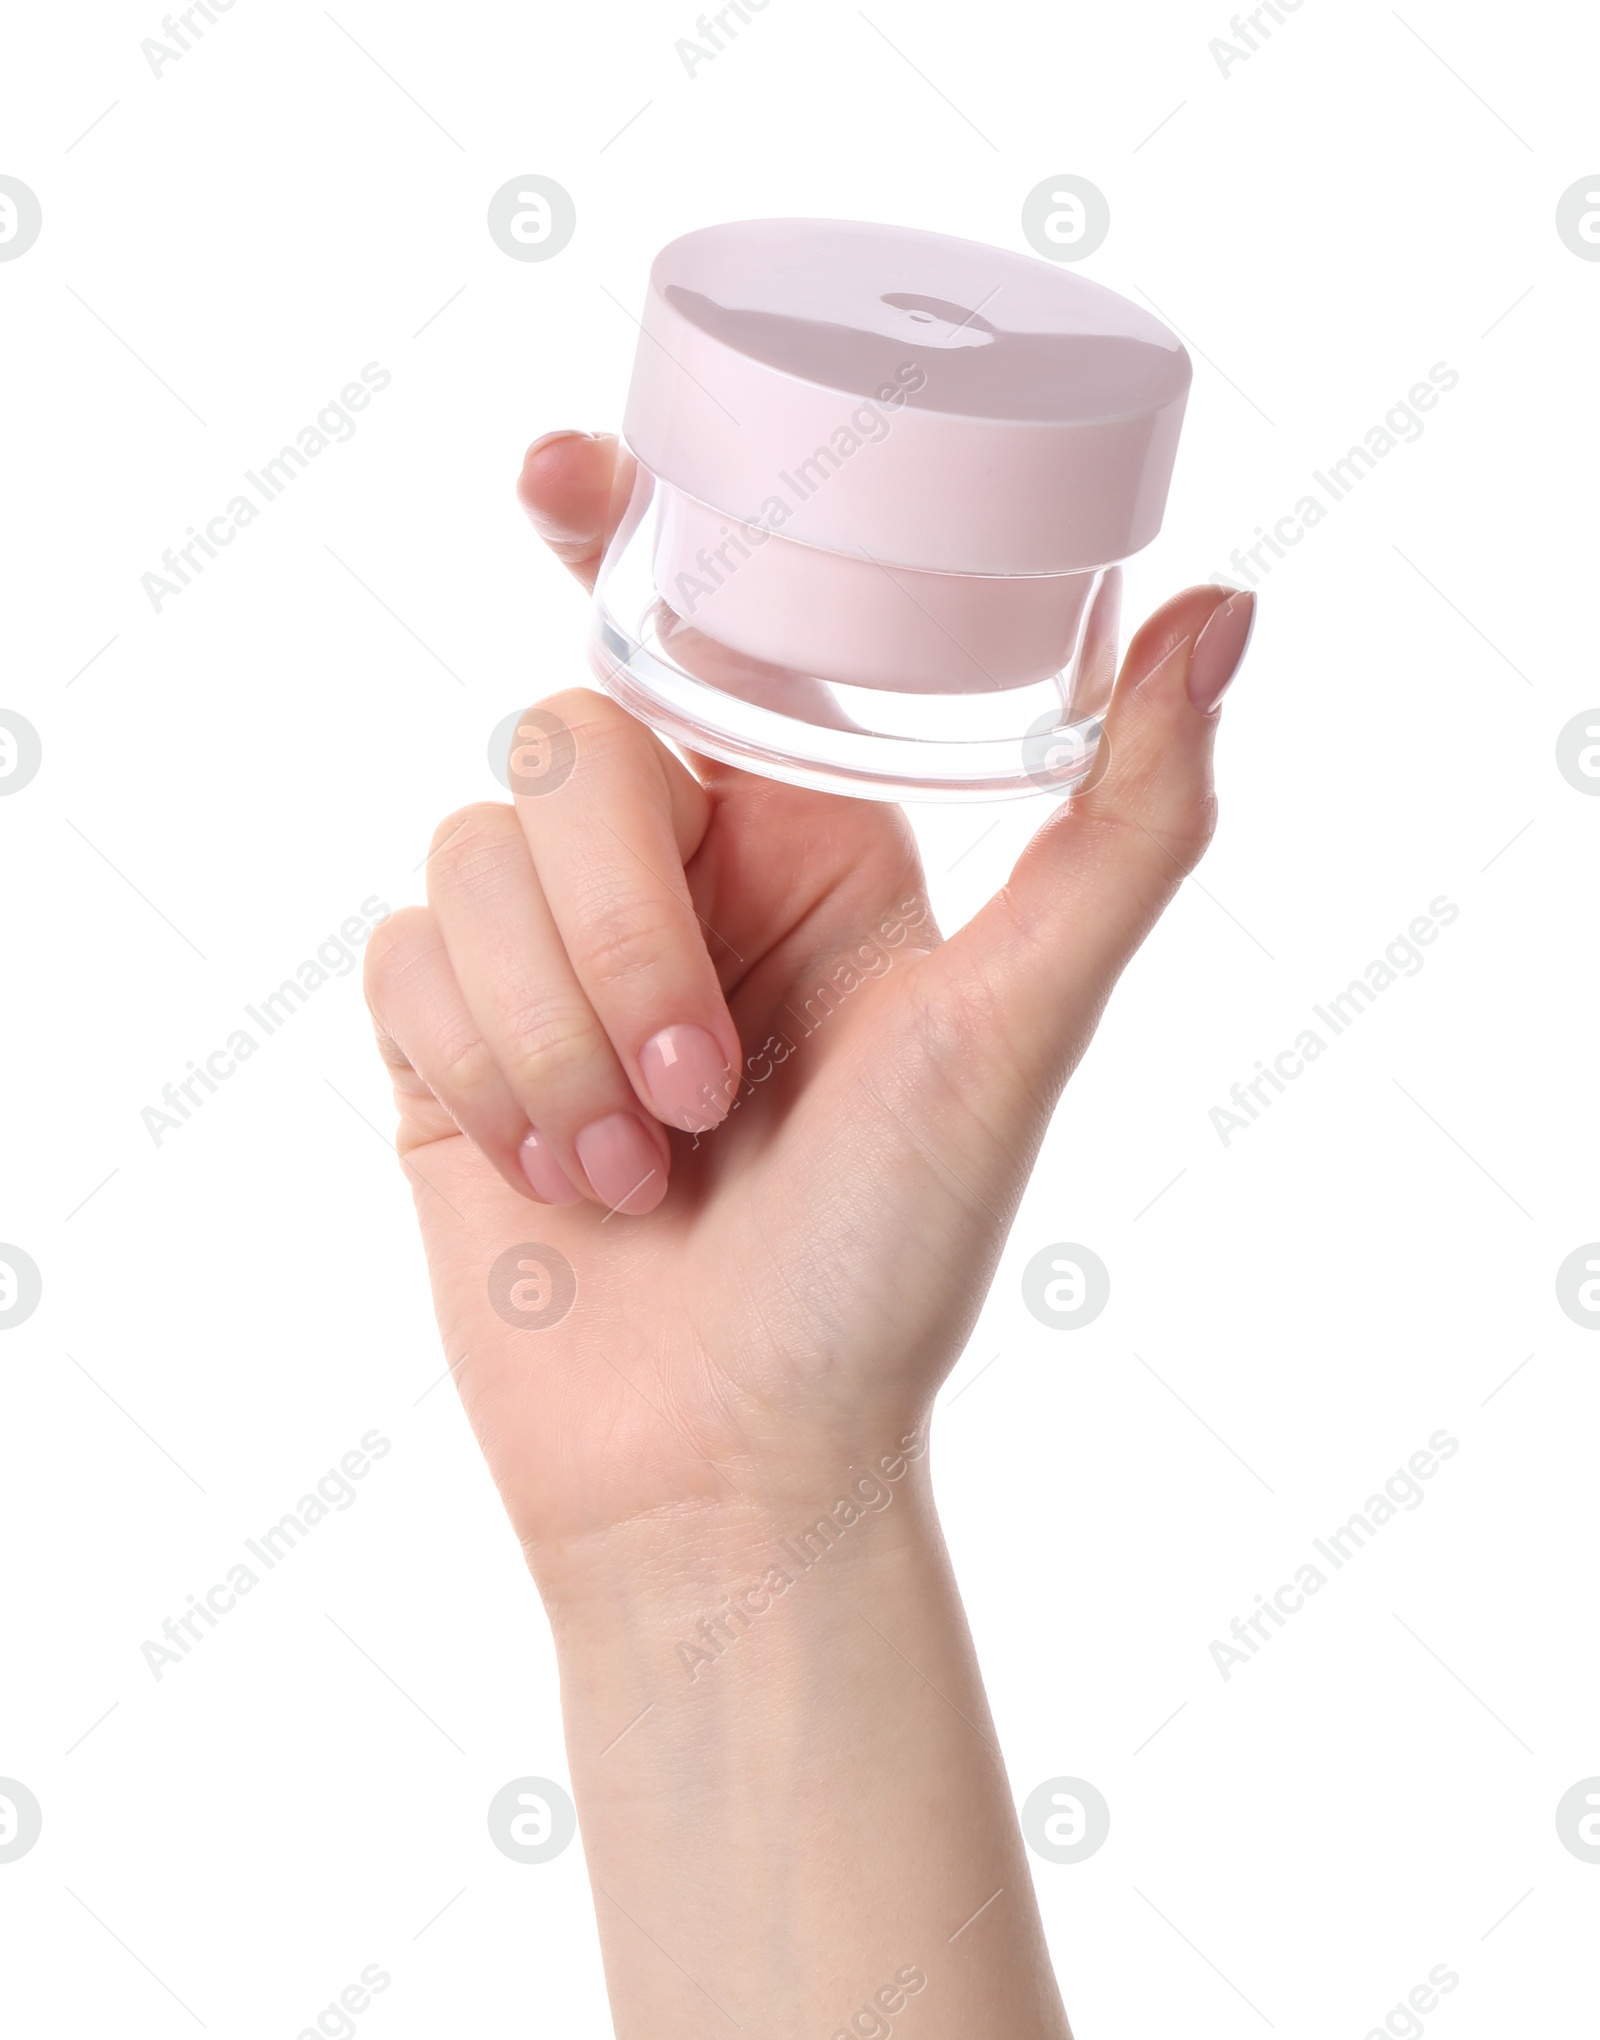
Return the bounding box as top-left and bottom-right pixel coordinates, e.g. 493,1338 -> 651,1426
534,1448 -> 1071,2039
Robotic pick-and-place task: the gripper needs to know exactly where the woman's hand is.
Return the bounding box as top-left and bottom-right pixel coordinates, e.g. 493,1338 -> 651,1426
363,428 -> 1254,1573
363,428 -> 1254,2037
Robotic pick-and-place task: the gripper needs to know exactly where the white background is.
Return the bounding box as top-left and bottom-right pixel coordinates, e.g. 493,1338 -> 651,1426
2,0 -> 1597,2033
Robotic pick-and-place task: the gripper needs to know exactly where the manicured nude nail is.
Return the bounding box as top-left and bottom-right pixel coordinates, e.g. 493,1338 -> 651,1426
639,1024 -> 734,1132
574,1113 -> 667,1215
524,429 -> 599,462
1187,590 -> 1256,713
520,1129 -> 583,1206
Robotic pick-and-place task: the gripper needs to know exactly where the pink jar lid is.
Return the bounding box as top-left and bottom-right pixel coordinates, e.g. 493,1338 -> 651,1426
622,218 -> 1192,577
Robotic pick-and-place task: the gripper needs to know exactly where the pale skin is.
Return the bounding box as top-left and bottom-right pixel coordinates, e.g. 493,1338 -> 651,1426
363,428 -> 1256,2036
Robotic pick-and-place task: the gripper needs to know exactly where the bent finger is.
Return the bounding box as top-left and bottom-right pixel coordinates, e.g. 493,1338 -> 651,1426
515,689 -> 740,1135
425,802 -> 670,1217
364,905 -> 555,1204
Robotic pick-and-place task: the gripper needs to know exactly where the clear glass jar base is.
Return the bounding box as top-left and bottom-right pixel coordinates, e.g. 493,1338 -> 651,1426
587,602 -> 1105,803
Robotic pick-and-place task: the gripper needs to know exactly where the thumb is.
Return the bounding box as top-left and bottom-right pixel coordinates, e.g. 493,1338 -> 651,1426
927,582 -> 1256,1103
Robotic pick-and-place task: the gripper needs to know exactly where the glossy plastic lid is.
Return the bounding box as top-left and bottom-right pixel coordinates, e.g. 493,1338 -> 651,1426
622,218 -> 1192,576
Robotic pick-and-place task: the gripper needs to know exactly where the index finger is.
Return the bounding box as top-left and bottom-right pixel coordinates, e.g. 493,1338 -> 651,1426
513,688 -> 742,1138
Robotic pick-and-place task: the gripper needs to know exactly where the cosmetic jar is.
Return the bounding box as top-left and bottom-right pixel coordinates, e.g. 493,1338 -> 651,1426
589,219 -> 1192,800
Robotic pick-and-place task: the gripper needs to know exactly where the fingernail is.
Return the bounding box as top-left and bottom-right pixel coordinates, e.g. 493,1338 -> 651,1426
520,1129 -> 583,1206
524,429 -> 599,463
639,1023 -> 734,1133
574,1113 -> 667,1215
1187,590 -> 1257,713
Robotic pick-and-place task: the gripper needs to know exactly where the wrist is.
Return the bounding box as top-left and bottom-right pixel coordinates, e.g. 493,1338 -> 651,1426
527,1424 -> 938,1637
528,1421 -> 1068,2039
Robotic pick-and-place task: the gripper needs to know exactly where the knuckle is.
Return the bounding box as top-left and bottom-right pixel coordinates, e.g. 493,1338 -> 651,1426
1072,771 -> 1219,876
436,1032 -> 505,1105
363,905 -> 434,1012
537,686 -> 626,743
537,692 -> 650,785
568,896 -> 677,989
426,802 -> 517,892
1172,792 -> 1221,869
498,993 -> 601,1094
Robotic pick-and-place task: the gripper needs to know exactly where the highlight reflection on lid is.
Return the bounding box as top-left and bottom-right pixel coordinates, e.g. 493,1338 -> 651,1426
626,218 -> 1194,575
